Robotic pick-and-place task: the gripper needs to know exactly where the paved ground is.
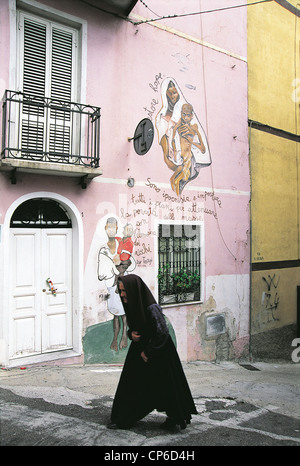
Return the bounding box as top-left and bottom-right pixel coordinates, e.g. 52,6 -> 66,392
1,361 -> 300,449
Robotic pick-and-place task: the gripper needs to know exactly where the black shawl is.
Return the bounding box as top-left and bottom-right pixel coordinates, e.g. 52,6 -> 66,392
118,274 -> 156,333
111,274 -> 198,428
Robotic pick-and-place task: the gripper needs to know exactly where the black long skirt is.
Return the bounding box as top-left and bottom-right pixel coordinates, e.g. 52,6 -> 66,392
110,336 -> 197,428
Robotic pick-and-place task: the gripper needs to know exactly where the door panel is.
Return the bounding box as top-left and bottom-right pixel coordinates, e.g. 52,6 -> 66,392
10,228 -> 72,359
42,230 -> 72,352
10,230 -> 41,357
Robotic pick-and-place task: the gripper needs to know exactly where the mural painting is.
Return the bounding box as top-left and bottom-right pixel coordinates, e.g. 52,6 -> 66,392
155,77 -> 212,195
84,76 -> 219,363
97,217 -> 136,351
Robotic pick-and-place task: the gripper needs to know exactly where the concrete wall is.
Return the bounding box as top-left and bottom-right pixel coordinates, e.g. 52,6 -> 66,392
248,0 -> 300,360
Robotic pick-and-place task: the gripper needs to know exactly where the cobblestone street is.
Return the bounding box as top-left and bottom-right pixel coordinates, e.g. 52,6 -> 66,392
1,362 -> 300,449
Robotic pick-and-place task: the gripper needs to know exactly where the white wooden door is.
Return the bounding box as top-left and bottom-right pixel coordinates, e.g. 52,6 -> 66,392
9,228 -> 73,359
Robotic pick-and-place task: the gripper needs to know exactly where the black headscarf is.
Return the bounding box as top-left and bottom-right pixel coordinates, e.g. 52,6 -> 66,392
118,274 -> 156,332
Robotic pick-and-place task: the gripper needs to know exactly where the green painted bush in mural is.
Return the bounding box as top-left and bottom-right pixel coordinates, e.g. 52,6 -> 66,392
82,316 -> 177,364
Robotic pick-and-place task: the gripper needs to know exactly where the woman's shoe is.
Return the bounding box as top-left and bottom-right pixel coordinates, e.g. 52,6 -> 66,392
107,422 -> 132,430
160,417 -> 177,431
179,420 -> 187,430
107,422 -> 119,429
160,417 -> 188,432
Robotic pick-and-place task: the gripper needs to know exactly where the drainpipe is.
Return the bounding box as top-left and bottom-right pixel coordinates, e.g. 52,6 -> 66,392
248,120 -> 254,362
297,286 -> 300,338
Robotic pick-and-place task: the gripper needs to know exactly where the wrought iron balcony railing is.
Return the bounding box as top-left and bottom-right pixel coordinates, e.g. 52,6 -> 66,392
1,90 -> 101,168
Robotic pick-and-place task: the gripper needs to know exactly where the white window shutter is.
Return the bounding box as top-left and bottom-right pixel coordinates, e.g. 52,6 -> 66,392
51,27 -> 73,103
18,12 -> 77,160
23,18 -> 47,101
49,27 -> 74,157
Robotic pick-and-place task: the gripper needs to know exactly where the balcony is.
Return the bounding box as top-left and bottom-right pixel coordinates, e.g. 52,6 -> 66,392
1,90 -> 102,187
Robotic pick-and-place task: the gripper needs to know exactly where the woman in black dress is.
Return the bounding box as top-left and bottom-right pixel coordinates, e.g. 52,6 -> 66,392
107,274 -> 197,431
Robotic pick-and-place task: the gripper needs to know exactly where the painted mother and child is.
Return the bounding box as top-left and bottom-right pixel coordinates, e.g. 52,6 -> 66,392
155,77 -> 211,195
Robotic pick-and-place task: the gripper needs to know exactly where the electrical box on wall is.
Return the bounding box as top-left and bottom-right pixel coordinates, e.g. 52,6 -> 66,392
206,314 -> 226,337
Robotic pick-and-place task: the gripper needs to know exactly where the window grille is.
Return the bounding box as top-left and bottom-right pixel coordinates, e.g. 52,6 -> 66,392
10,198 -> 72,228
158,224 -> 201,305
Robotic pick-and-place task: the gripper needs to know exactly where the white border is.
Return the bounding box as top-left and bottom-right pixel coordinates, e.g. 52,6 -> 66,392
153,217 -> 205,306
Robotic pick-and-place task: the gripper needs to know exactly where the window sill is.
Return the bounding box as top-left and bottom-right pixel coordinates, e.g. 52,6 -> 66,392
161,300 -> 203,309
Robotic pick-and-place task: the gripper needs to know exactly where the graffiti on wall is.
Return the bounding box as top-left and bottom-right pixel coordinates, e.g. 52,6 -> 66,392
260,273 -> 280,324
155,77 -> 211,195
97,217 -> 136,351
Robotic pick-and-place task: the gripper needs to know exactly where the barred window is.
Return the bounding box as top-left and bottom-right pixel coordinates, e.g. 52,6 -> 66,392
158,224 -> 202,305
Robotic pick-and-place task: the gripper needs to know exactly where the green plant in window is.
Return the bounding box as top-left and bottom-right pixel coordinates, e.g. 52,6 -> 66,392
157,263 -> 170,280
158,265 -> 200,297
157,264 -> 170,295
171,269 -> 200,292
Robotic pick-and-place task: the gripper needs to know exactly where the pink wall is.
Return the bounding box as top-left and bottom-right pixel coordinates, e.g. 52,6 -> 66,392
0,0 -> 250,364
